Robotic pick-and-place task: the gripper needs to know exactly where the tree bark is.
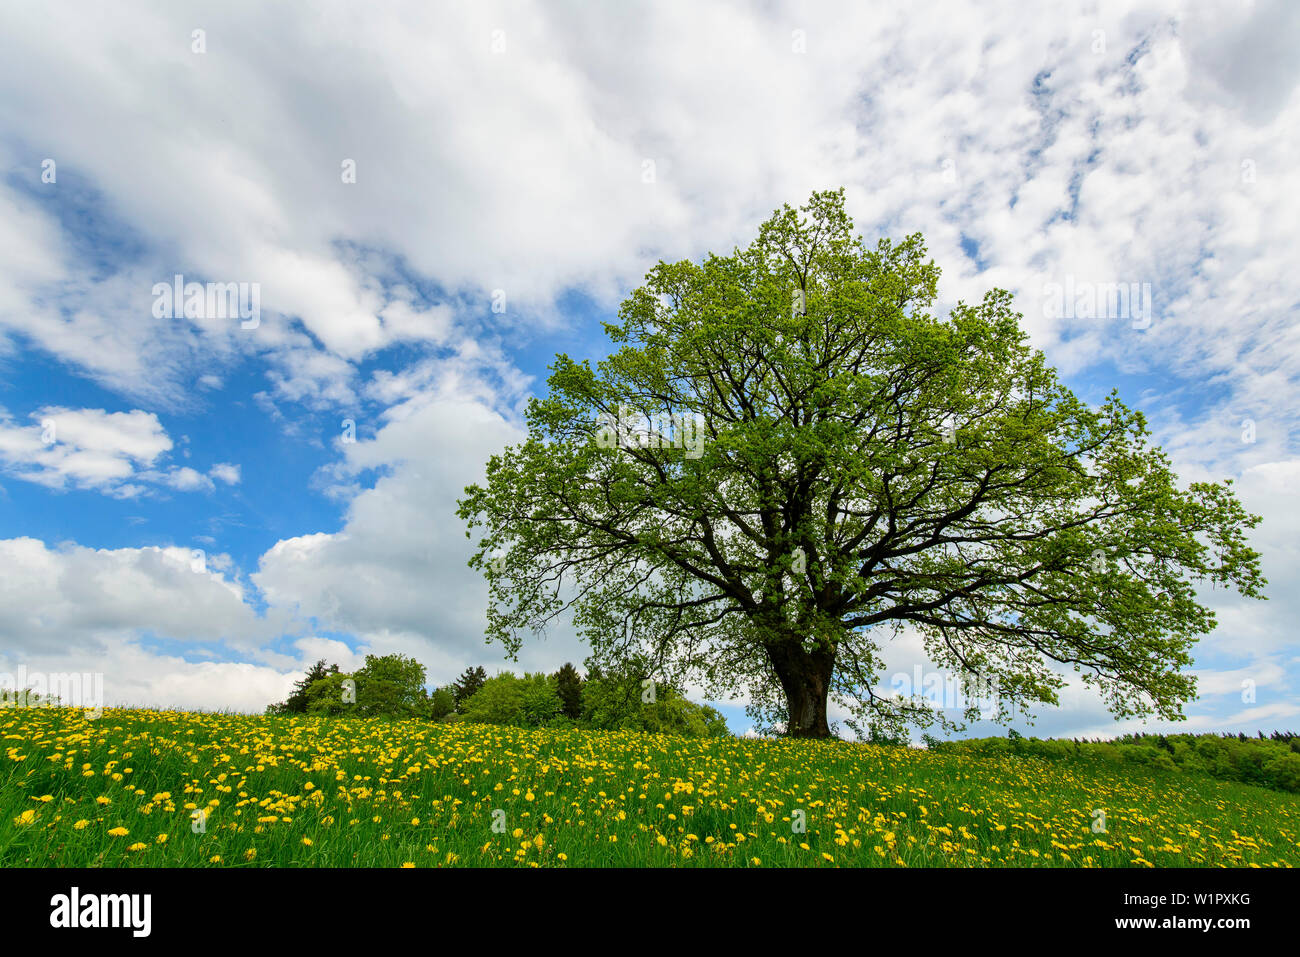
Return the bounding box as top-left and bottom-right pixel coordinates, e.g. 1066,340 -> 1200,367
769,641 -> 835,738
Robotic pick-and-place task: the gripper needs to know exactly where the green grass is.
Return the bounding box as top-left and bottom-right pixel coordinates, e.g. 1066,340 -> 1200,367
3,706 -> 1298,867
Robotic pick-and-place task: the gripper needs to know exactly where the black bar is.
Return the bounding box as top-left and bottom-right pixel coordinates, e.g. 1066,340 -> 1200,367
3,866 -> 1284,942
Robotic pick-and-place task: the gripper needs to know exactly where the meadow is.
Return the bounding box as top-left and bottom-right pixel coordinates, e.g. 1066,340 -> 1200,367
3,706 -> 1298,868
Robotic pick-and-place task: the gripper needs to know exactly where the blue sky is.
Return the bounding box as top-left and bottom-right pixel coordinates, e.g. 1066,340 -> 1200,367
1,0 -> 1298,739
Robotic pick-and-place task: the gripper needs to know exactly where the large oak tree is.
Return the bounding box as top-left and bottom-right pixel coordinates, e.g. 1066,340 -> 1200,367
458,189 -> 1264,739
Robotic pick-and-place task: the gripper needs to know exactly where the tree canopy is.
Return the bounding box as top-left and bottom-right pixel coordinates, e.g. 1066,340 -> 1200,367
458,188 -> 1265,739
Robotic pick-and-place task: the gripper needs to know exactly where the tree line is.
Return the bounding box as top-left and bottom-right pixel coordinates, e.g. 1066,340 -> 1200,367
266,654 -> 729,738
930,730 -> 1300,794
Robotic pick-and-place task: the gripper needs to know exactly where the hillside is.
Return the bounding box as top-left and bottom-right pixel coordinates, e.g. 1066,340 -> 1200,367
3,707 -> 1297,867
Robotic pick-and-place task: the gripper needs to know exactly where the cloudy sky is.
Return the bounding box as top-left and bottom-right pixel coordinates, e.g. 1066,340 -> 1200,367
1,0 -> 1297,739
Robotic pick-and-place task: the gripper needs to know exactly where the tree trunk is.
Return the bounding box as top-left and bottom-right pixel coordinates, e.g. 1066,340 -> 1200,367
769,641 -> 835,738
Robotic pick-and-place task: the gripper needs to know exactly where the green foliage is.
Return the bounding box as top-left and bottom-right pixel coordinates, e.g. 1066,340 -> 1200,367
1122,744 -> 1178,773
0,688 -> 62,708
351,654 -> 428,719
269,653 -> 726,738
267,659 -> 338,715
452,666 -> 488,709
866,724 -> 912,747
553,662 -> 584,720
1264,753 -> 1300,793
454,664 -> 728,738
462,672 -> 561,728
304,672 -> 355,717
428,686 -> 456,720
935,731 -> 1300,795
623,691 -> 729,738
581,666 -> 729,738
301,654 -> 428,720
458,188 -> 1266,740
580,666 -> 656,731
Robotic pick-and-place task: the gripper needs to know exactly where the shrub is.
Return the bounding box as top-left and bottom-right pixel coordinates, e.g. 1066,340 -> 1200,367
1263,753 -> 1300,793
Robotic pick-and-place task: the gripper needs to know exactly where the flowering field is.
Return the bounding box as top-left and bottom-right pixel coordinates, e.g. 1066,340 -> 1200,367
3,707 -> 1298,868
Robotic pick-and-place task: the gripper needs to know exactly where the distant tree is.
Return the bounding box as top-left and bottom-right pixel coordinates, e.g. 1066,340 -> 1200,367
428,685 -> 457,720
300,654 -> 429,719
268,659 -> 339,715
352,653 -> 428,718
553,662 -> 584,720
1265,753 -> 1300,792
579,659 -> 654,730
453,666 -> 488,709
304,671 -> 355,716
579,661 -> 728,737
518,673 -> 563,726
462,672 -> 561,727
0,687 -> 62,708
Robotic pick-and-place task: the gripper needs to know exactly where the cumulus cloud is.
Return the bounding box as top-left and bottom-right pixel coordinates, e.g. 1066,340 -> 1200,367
0,640 -> 301,713
0,537 -> 290,656
209,462 -> 241,485
253,374 -> 586,679
0,406 -> 242,497
0,407 -> 170,492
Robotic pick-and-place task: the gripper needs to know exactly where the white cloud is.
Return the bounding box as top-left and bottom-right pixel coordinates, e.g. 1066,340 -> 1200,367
148,465 -> 213,492
253,383 -> 554,668
209,462 -> 241,485
293,636 -> 368,674
0,407 -> 170,491
0,640 -> 300,714
0,537 -> 289,656
0,406 -> 243,497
